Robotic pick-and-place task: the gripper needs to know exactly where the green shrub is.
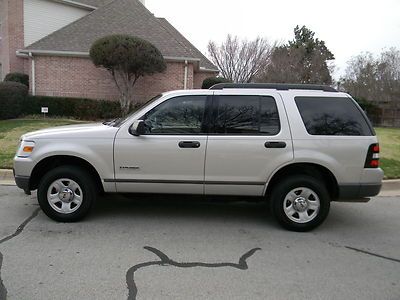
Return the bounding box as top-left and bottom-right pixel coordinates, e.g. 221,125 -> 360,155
23,96 -> 123,121
0,82 -> 29,120
201,77 -> 231,89
4,72 -> 29,88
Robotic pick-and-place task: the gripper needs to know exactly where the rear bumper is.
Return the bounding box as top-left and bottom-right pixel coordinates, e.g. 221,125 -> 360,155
336,183 -> 382,202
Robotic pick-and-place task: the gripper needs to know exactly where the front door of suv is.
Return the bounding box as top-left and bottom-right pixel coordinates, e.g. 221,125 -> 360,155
205,92 -> 294,196
113,95 -> 210,194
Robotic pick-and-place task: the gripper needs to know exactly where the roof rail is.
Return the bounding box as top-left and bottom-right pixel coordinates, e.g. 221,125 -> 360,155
209,83 -> 338,92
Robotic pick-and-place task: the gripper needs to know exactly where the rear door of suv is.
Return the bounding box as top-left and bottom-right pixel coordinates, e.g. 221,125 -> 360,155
204,90 -> 294,196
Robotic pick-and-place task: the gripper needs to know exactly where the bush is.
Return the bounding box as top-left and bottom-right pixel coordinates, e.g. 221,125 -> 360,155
4,72 -> 29,88
22,96 -> 123,121
0,82 -> 29,119
201,77 -> 231,89
90,34 -> 166,116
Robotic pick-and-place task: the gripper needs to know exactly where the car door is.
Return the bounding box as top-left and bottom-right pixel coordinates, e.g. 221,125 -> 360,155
204,91 -> 294,196
113,94 -> 210,194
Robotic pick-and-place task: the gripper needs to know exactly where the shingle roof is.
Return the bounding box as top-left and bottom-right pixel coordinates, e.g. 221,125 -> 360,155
156,18 -> 216,70
26,0 -> 218,71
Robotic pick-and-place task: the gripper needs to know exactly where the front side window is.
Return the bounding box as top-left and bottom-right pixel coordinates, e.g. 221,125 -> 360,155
142,95 -> 207,134
295,97 -> 373,136
214,95 -> 280,135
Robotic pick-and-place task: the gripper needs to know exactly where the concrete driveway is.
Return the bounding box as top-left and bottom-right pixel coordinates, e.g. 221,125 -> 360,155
0,185 -> 399,300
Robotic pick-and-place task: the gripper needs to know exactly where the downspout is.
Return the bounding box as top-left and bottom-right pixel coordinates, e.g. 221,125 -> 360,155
28,52 -> 36,96
183,60 -> 188,90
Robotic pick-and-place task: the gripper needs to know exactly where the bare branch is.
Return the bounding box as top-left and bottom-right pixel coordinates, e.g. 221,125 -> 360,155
207,35 -> 275,83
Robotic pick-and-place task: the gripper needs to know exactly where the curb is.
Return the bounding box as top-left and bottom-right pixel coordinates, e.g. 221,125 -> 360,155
1,169 -> 399,196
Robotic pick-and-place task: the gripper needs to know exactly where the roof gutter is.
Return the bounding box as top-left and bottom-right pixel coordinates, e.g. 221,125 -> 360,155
16,50 -> 218,73
49,0 -> 97,10
17,49 -> 90,57
199,67 -> 220,73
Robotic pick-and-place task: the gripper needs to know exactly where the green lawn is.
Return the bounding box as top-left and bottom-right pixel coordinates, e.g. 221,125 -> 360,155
0,118 -> 86,169
1,119 -> 399,179
375,127 -> 400,179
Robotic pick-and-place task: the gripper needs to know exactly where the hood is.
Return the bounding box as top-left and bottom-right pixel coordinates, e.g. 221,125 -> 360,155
22,123 -> 119,140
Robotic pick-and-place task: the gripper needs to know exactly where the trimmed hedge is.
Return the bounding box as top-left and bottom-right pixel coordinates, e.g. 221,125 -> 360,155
202,77 -> 231,89
4,72 -> 29,88
0,80 -> 127,120
0,82 -> 29,119
23,95 -> 122,120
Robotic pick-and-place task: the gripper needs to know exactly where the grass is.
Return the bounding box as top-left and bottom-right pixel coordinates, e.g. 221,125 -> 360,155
0,118 -> 87,169
375,127 -> 400,179
0,119 -> 399,178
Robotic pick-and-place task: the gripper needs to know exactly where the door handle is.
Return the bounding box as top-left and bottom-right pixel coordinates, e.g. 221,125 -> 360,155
265,141 -> 287,148
178,141 -> 201,148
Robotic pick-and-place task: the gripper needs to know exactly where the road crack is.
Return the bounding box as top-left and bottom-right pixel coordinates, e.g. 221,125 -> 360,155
126,246 -> 261,300
345,246 -> 400,263
0,208 -> 41,299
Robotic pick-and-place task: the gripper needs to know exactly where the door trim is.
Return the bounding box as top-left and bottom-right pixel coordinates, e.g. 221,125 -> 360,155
104,179 -> 265,185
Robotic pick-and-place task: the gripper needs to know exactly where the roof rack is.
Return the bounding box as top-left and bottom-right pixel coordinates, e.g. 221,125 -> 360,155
209,83 -> 338,92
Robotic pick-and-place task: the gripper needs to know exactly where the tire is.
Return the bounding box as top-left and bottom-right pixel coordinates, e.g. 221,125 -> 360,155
37,165 -> 97,222
269,175 -> 330,232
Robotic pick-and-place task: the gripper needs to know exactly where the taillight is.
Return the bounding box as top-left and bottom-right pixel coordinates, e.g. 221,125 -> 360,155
364,143 -> 380,168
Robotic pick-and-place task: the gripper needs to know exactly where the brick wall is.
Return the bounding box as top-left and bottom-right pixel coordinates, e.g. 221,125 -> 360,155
193,71 -> 218,89
29,56 -> 197,103
0,0 -> 25,75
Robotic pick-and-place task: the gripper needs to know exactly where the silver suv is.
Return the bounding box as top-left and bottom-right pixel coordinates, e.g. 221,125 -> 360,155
13,83 -> 384,231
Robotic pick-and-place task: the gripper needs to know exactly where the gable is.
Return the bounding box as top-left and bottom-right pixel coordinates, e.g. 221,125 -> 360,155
24,0 -> 91,47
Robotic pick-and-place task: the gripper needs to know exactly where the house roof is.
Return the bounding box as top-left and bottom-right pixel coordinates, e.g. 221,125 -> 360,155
156,18 -> 216,71
25,0 -> 218,72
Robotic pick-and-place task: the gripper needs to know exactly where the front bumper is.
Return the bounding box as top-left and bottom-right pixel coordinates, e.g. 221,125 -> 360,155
14,169 -> 31,195
336,183 -> 382,202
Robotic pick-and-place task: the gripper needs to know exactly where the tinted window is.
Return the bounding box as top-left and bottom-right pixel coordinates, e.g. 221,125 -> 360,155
214,95 -> 280,135
295,97 -> 373,136
142,95 -> 206,134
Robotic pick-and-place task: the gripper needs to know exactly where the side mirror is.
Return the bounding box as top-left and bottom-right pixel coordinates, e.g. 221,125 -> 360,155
129,120 -> 146,136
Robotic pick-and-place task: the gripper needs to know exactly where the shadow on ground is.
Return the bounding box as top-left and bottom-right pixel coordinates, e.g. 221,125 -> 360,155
89,194 -> 276,227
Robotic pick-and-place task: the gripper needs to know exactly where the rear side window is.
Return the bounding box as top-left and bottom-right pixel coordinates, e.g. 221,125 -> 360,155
214,95 -> 280,135
295,97 -> 373,136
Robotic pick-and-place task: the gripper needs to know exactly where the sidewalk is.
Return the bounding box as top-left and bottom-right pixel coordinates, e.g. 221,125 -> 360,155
1,169 -> 399,196
0,169 -> 15,186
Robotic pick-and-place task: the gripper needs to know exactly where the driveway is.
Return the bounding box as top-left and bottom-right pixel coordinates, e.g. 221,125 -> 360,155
0,185 -> 399,300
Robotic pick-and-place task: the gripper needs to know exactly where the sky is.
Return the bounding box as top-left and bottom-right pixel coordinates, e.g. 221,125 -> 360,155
145,0 -> 400,79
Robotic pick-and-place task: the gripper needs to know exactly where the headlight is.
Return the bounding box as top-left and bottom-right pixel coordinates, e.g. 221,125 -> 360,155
16,141 -> 35,157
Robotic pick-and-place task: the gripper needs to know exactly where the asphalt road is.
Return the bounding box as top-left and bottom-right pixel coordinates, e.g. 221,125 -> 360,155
0,185 -> 399,300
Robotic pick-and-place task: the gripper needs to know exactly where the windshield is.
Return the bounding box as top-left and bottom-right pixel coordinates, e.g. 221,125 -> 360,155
104,94 -> 163,127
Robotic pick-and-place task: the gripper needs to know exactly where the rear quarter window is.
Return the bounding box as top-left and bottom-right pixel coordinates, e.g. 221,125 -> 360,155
295,97 -> 373,136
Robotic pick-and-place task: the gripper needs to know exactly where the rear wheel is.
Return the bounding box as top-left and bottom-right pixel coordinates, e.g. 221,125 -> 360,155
37,166 -> 97,222
270,175 -> 330,231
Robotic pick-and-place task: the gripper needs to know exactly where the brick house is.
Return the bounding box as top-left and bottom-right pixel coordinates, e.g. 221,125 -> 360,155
0,0 -> 218,102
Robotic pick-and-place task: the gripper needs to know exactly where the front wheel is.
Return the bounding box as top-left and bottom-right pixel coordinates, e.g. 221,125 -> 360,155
37,166 -> 97,222
269,175 -> 330,232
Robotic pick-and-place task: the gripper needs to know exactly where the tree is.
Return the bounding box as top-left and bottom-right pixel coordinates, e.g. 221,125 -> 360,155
90,35 -> 166,115
258,25 -> 334,84
341,48 -> 400,103
207,35 -> 275,83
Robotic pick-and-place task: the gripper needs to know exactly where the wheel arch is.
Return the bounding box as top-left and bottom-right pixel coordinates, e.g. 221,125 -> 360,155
29,155 -> 104,193
265,163 -> 339,200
